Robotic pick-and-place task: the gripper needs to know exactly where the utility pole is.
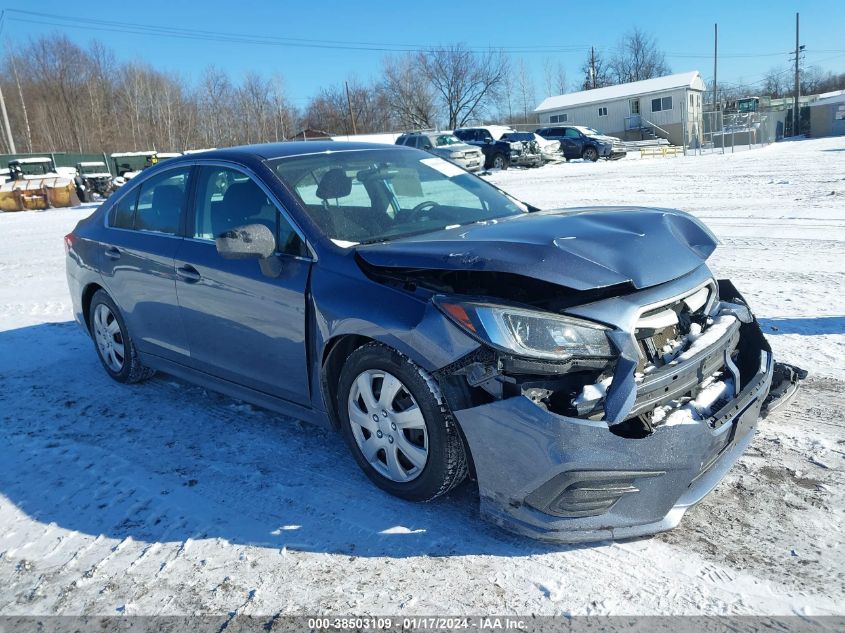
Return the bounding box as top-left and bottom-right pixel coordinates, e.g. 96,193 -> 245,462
713,23 -> 718,111
793,12 -> 801,136
0,86 -> 14,154
345,81 -> 357,136
8,51 -> 32,152
590,47 -> 597,89
0,11 -> 16,153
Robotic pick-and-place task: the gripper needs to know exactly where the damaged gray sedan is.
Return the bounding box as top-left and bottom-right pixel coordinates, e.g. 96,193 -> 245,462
65,141 -> 788,542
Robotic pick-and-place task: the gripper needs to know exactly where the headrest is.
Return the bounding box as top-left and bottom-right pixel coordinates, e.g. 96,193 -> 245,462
315,168 -> 352,200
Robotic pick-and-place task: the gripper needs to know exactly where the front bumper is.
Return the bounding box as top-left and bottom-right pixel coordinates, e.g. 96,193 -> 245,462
454,156 -> 483,172
511,153 -> 544,167
598,144 -> 627,159
452,318 -> 774,543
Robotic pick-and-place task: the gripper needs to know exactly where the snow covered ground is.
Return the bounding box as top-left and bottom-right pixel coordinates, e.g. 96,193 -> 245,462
0,137 -> 843,617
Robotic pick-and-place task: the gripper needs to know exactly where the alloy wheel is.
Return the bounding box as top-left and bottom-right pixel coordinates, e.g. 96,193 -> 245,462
347,369 -> 429,482
93,303 -> 125,372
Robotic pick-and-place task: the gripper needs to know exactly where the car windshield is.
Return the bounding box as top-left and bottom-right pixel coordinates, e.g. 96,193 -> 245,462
434,135 -> 461,146
270,148 -> 527,245
576,126 -> 602,136
81,164 -> 108,174
16,162 -> 51,176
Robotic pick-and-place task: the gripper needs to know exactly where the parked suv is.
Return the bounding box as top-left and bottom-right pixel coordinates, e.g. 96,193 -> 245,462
499,132 -> 545,167
536,125 -> 627,162
453,126 -> 539,169
395,132 -> 483,172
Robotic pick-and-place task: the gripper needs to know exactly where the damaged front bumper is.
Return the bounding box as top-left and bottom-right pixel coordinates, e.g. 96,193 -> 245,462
447,277 -> 776,542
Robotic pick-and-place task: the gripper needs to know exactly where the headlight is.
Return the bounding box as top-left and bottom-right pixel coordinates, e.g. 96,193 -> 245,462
449,151 -> 464,158
434,298 -> 614,360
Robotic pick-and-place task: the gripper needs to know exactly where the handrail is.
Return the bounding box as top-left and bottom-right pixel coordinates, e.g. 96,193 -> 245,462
642,119 -> 672,139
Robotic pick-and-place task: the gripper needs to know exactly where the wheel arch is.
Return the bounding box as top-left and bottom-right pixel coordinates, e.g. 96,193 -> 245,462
319,330 -> 447,428
80,282 -> 106,333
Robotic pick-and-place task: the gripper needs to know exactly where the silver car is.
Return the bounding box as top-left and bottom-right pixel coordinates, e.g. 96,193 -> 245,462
396,132 -> 484,172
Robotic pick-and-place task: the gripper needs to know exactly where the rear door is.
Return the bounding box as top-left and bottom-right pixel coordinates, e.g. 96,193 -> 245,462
99,166 -> 192,362
173,164 -> 313,405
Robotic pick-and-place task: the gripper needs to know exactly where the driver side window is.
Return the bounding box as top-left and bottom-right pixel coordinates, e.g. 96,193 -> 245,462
192,166 -> 306,257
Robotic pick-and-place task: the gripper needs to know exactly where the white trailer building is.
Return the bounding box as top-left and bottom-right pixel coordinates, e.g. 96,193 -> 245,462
534,71 -> 707,146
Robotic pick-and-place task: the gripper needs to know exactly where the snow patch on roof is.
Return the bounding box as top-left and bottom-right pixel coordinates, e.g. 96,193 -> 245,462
535,71 -> 705,113
110,151 -> 156,157
809,89 -> 845,107
10,157 -> 53,164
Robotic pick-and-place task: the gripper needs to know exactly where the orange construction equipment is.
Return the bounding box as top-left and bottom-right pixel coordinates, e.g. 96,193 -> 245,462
0,157 -> 81,212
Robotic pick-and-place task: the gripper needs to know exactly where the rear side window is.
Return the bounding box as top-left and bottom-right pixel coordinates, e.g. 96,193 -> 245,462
134,167 -> 191,235
110,187 -> 139,229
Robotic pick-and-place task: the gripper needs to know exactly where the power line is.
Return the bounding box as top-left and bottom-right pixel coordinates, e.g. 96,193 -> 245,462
6,10 -> 592,54
4,9 -> 813,59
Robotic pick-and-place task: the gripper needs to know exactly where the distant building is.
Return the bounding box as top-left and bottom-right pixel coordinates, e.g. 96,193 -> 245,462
808,90 -> 845,138
534,71 -> 707,146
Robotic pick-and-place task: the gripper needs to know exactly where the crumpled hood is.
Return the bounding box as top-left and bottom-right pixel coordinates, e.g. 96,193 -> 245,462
356,207 -> 718,291
589,134 -> 622,144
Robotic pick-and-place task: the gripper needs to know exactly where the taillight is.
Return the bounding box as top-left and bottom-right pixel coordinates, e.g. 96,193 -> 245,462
64,233 -> 75,254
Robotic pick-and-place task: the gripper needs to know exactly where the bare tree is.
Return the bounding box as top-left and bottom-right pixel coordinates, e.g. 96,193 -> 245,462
382,54 -> 437,129
542,58 -> 567,97
418,45 -> 508,129
609,28 -> 670,84
515,58 -> 536,123
579,49 -> 612,90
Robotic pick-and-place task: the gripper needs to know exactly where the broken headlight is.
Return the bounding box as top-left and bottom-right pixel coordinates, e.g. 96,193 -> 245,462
435,298 -> 613,361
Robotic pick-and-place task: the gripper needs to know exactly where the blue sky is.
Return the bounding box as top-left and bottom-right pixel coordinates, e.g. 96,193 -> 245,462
2,0 -> 844,107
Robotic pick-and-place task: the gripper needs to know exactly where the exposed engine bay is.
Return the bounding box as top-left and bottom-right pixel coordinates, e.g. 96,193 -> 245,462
361,257 -> 800,441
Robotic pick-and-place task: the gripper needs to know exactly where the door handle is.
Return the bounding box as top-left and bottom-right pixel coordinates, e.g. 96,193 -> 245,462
175,264 -> 201,283
105,247 -> 121,260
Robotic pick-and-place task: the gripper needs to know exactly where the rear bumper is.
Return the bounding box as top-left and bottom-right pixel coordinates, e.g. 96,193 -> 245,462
452,321 -> 774,543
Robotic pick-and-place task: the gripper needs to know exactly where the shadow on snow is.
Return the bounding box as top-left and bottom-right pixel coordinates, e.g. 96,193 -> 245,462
0,321 -> 595,559
758,315 -> 845,336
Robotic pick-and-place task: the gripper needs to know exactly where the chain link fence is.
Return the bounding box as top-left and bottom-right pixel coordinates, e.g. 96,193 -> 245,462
682,107 -> 789,156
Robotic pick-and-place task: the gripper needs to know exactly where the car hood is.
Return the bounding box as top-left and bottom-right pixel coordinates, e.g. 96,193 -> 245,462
356,207 -> 718,291
589,134 -> 623,144
436,143 -> 480,154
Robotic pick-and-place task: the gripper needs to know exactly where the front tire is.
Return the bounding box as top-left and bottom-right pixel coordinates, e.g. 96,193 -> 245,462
582,146 -> 599,162
490,153 -> 508,170
89,290 -> 155,383
337,343 -> 467,501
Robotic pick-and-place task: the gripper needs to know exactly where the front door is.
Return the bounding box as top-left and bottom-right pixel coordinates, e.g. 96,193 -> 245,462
560,127 -> 583,159
99,166 -> 192,362
174,164 -> 312,406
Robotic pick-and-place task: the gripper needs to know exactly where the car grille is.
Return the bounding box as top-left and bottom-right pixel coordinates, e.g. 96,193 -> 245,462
633,283 -> 715,371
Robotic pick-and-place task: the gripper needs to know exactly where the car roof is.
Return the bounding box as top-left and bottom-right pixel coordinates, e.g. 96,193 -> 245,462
161,141 -> 399,164
10,157 -> 52,164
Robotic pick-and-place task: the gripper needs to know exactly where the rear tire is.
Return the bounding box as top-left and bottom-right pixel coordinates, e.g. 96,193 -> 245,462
88,290 -> 155,384
337,342 -> 467,501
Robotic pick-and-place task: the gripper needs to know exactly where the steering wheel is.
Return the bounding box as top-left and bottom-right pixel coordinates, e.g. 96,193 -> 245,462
410,200 -> 441,215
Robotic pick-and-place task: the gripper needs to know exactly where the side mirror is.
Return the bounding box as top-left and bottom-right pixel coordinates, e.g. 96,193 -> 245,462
216,223 -> 275,260
423,144 -> 433,150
